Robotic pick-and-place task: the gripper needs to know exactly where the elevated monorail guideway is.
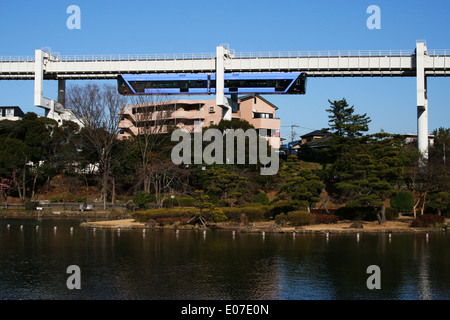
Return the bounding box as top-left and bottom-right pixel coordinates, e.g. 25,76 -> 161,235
117,72 -> 307,95
0,40 -> 449,157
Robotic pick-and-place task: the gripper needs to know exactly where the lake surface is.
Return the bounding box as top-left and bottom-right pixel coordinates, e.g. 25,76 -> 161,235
0,218 -> 449,300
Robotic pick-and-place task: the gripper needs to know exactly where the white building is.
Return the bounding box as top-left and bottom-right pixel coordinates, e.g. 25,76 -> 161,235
0,106 -> 25,121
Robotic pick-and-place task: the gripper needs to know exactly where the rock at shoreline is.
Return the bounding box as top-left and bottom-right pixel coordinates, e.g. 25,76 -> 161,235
349,221 -> 364,229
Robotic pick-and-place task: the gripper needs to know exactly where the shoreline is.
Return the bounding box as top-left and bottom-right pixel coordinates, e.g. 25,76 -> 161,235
79,218 -> 448,234
3,212 -> 448,234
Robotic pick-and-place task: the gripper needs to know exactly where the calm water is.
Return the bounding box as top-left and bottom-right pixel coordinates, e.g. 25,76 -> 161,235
0,218 -> 449,300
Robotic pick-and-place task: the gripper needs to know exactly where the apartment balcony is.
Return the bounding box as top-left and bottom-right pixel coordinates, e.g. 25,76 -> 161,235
118,118 -> 134,129
171,110 -> 205,120
251,117 -> 280,130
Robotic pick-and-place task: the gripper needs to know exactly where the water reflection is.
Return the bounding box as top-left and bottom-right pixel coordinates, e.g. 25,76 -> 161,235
0,219 -> 449,300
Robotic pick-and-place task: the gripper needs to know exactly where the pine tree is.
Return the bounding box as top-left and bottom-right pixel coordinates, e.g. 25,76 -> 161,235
275,156 -> 325,209
326,98 -> 371,138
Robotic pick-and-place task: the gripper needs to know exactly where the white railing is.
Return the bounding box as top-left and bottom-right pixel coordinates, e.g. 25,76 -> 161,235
428,49 -> 450,56
233,49 -> 417,59
57,52 -> 215,62
0,56 -> 34,62
1,49 -> 450,64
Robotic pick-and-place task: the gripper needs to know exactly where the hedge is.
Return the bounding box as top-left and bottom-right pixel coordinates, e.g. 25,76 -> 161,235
335,206 -> 378,221
276,212 -> 339,225
222,207 -> 266,222
133,206 -> 266,223
410,214 -> 445,228
288,211 -> 314,226
266,200 -> 297,219
335,206 -> 399,221
313,214 -> 339,224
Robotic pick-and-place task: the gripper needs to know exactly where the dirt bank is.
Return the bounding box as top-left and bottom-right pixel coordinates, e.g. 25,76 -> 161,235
80,217 -> 449,233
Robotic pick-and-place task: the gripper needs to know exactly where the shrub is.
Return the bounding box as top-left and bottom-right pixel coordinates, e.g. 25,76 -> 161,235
336,206 -> 378,221
288,211 -> 314,226
50,195 -> 63,203
177,196 -> 196,207
133,191 -> 153,208
162,196 -> 196,207
410,214 -> 445,228
25,201 -> 39,211
200,203 -> 227,222
75,196 -> 87,203
222,207 -> 266,222
274,213 -> 287,225
390,191 -> 414,213
313,214 -> 339,224
254,192 -> 270,205
385,207 -> 399,221
266,200 -> 297,219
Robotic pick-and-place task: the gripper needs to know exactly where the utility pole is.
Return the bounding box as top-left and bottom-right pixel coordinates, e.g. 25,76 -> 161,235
281,124 -> 299,155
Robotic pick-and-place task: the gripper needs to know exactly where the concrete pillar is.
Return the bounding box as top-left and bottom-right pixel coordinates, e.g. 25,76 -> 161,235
216,46 -> 231,121
58,79 -> 66,106
34,49 -> 44,107
416,41 -> 428,159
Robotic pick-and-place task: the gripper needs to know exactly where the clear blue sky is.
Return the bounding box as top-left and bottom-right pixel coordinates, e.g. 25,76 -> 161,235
1,0 -> 449,139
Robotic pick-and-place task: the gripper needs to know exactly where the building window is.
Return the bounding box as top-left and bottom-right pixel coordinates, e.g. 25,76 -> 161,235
210,121 -> 214,126
253,112 -> 273,119
5,108 -> 14,117
209,107 -> 215,113
257,129 -> 274,137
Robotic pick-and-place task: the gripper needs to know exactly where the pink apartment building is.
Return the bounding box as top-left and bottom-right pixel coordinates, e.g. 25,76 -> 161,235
118,94 -> 281,149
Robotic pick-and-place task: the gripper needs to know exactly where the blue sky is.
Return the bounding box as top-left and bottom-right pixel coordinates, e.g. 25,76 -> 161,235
1,0 -> 449,139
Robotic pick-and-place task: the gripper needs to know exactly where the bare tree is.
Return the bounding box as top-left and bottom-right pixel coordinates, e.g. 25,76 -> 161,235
66,83 -> 127,209
147,160 -> 190,207
122,94 -> 175,193
407,156 -> 450,218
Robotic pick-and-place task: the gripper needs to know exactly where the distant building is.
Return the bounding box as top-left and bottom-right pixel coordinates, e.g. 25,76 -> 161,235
0,106 -> 25,121
300,130 -> 330,145
400,133 -> 435,146
281,129 -> 331,155
43,100 -> 83,128
118,94 -> 281,148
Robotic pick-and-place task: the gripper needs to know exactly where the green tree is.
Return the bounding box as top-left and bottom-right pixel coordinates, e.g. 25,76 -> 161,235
326,134 -> 407,223
193,190 -> 226,222
390,191 -> 415,213
275,155 -> 324,209
430,127 -> 450,164
202,166 -> 249,206
325,98 -> 371,138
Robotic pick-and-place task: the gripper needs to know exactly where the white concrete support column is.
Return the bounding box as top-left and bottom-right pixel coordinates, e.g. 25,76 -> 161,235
34,49 -> 44,107
416,41 -> 428,159
216,46 -> 232,121
58,79 -> 66,106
